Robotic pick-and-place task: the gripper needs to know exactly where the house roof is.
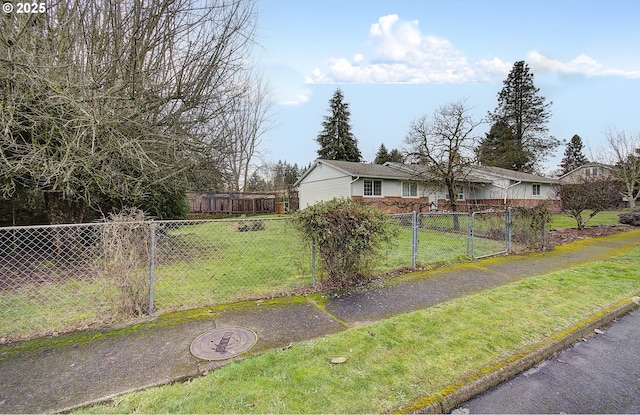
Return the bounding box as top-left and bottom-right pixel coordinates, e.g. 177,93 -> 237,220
321,159 -> 413,179
558,162 -> 613,180
295,159 -> 560,187
386,162 -> 493,184
294,159 -> 416,186
473,165 -> 559,184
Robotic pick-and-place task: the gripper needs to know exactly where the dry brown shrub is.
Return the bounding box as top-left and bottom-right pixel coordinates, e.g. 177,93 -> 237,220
99,208 -> 151,317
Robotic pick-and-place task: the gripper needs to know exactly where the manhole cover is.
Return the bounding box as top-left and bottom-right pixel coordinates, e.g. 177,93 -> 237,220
190,327 -> 257,361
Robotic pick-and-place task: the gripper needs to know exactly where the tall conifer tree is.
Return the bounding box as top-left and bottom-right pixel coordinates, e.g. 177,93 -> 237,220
486,61 -> 559,172
316,89 -> 362,162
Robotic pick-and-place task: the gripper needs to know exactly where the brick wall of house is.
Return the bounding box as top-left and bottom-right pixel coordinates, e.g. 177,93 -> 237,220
352,196 -> 561,214
436,198 -> 562,213
352,196 -> 433,213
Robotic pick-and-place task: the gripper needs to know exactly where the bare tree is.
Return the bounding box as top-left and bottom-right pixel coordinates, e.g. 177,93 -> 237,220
553,177 -> 622,230
0,0 -> 258,223
219,74 -> 273,191
405,100 -> 481,212
602,128 -> 640,208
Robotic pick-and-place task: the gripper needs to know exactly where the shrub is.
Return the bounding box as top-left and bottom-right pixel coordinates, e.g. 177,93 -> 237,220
292,198 -> 397,286
510,205 -> 551,249
619,209 -> 640,226
99,208 -> 151,317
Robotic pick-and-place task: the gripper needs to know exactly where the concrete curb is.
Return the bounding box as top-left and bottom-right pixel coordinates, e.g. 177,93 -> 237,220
401,297 -> 640,414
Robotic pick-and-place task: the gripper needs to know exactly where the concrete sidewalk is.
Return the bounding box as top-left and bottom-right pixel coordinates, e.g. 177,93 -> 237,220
1,230 -> 639,414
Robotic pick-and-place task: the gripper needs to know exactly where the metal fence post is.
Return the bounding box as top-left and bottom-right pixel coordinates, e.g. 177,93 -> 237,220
148,222 -> 156,316
311,243 -> 316,286
411,211 -> 418,268
506,208 -> 513,252
467,213 -> 473,257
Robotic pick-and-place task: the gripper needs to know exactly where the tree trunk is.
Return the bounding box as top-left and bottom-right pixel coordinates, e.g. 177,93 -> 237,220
447,182 -> 461,231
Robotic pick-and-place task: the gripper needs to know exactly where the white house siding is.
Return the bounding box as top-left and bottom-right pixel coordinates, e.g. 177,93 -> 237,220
468,181 -> 556,207
298,163 -> 352,209
508,182 -> 555,200
472,179 -> 523,203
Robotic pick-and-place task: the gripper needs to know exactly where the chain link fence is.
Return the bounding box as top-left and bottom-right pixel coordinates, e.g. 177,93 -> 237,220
0,218 -> 312,342
1,210 -> 545,342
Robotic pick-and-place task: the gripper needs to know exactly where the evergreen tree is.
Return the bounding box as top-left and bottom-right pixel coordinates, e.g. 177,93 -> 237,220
245,171 -> 269,192
374,144 -> 390,164
388,148 -> 404,163
476,120 -> 532,170
487,61 -> 559,172
283,162 -> 301,185
273,160 -> 302,188
560,134 -> 589,174
375,144 -> 403,164
316,89 -> 362,162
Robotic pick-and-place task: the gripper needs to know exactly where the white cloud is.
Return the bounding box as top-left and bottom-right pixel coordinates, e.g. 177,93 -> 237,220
527,51 -> 602,75
307,15 -> 640,84
527,51 -> 640,78
308,14 -> 506,84
277,88 -> 312,106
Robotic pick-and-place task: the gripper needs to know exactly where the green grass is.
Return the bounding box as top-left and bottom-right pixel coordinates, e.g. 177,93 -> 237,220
550,209 -> 627,229
152,219 -> 313,311
0,279 -> 111,337
79,245 -> 640,414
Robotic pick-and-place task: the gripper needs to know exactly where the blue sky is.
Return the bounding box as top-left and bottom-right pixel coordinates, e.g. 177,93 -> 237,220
253,0 -> 640,174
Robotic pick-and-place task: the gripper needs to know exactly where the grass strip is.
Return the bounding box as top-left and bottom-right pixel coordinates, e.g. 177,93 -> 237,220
79,246 -> 640,414
549,209 -> 627,229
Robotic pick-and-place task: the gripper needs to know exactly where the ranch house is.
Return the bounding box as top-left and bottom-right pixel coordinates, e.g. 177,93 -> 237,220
295,159 -> 560,213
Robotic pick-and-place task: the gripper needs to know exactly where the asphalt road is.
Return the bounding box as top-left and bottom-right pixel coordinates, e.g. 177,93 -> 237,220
453,309 -> 640,414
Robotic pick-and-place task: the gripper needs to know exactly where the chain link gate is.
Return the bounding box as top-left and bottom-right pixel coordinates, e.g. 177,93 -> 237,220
470,209 -> 511,259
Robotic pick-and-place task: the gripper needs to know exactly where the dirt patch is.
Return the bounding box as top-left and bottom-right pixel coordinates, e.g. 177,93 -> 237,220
546,224 -> 637,249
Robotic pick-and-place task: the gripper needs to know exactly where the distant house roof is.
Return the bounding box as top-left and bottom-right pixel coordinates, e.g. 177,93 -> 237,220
558,162 -> 614,181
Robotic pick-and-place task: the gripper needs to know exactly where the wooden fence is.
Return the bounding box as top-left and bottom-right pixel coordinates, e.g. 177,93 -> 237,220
188,192 -> 298,215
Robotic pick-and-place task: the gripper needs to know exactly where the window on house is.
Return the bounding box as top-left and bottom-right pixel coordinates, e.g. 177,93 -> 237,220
402,182 -> 418,197
364,180 -> 382,196
445,187 -> 464,201
532,184 -> 541,196
585,167 -> 598,177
